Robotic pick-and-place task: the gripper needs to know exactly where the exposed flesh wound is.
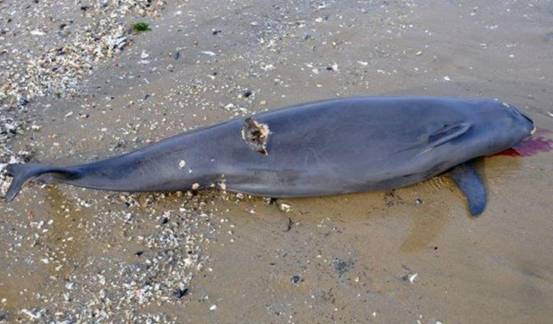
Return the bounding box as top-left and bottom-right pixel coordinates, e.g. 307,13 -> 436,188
241,117 -> 270,155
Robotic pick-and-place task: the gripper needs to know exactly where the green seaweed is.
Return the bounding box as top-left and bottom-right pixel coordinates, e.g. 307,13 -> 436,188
132,22 -> 151,33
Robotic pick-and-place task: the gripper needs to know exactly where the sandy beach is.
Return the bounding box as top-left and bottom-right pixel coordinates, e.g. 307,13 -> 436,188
1,0 -> 553,322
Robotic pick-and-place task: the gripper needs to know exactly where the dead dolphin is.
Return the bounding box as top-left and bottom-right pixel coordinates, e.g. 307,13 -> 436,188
4,96 -> 534,216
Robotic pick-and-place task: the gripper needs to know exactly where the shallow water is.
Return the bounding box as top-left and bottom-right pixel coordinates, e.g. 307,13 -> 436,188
1,0 -> 553,322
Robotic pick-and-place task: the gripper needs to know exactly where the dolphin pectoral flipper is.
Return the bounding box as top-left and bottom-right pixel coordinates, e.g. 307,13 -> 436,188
448,162 -> 487,216
428,122 -> 472,148
414,122 -> 472,156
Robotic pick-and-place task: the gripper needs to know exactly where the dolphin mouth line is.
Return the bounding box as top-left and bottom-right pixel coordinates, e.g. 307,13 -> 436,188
531,126 -> 537,135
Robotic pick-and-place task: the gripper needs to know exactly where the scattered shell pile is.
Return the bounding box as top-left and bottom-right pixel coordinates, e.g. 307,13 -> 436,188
6,191 -> 228,322
0,114 -> 29,196
0,0 -> 166,108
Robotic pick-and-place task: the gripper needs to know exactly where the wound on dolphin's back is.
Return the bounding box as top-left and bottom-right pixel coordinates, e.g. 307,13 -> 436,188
241,117 -> 270,155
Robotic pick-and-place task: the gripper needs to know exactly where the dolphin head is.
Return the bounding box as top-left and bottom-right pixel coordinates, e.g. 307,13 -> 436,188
505,103 -> 536,136
467,100 -> 535,156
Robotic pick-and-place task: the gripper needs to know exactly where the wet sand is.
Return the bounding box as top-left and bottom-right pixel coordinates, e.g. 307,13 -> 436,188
1,0 -> 553,322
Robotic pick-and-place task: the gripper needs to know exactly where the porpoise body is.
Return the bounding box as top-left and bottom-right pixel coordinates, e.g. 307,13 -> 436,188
5,97 -> 535,215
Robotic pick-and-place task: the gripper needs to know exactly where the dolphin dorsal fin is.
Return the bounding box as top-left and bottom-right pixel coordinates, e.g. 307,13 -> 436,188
448,162 -> 487,216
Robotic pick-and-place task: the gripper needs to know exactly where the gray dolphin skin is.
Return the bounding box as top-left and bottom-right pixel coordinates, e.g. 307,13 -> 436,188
5,96 -> 534,216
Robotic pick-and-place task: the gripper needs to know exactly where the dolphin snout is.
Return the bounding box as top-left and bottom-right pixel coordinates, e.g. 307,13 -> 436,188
508,106 -> 535,136
519,111 -> 535,135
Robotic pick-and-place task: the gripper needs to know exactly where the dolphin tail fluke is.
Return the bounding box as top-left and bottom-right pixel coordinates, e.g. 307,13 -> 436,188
4,163 -> 81,202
